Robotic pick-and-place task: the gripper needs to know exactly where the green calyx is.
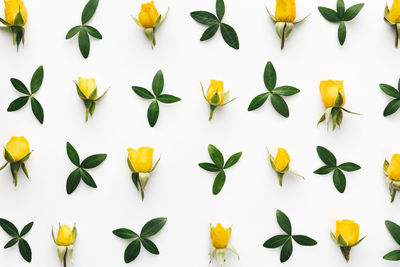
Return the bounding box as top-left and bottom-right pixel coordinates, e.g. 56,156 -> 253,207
74,81 -> 109,122
1,149 -> 31,187
0,11 -> 25,50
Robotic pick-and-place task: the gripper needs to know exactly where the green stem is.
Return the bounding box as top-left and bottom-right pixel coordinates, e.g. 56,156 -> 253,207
281,23 -> 286,50
63,247 -> 68,267
208,105 -> 216,121
395,24 -> 399,48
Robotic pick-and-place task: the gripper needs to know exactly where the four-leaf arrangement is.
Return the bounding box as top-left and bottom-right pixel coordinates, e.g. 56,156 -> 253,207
380,78 -> 400,117
0,218 -> 33,262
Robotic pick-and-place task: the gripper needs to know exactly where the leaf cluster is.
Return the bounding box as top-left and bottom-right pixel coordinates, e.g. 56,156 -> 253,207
380,80 -> 400,117
384,220 -> 400,261
0,218 -> 33,262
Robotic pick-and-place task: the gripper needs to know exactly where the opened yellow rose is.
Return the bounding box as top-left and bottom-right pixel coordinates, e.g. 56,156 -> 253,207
388,154 -> 400,181
320,80 -> 345,108
389,0 -> 400,23
138,1 -> 159,28
56,225 -> 74,246
128,147 -> 154,173
275,0 -> 296,22
206,80 -> 225,106
5,136 -> 29,162
78,77 -> 97,98
210,223 -> 231,249
274,148 -> 290,172
336,219 -> 359,246
4,0 -> 27,25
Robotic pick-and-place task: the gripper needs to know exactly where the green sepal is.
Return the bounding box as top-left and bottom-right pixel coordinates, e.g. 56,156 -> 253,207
0,162 -> 8,171
21,163 -> 29,178
384,160 -> 389,175
275,22 -> 293,50
4,148 -> 14,162
144,28 -> 156,48
10,162 -> 20,187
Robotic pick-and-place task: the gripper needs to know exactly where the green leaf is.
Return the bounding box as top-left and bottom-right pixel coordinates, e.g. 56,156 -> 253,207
338,162 -> 361,172
4,238 -> 18,249
152,70 -> 164,96
384,99 -> 400,117
7,96 -> 29,112
337,0 -> 345,19
263,235 -> 289,248
271,94 -> 289,118
132,86 -> 154,99
84,25 -> 102,39
190,11 -> 219,25
10,78 -> 29,95
66,142 -> 80,166
124,238 -> 141,263
314,166 -> 336,175
200,24 -> 219,41
316,146 -> 337,167
113,228 -> 139,239
338,21 -> 346,45
224,152 -> 242,169
20,222 -> 33,237
280,238 -> 293,263
216,0 -> 225,21
264,61 -> 276,91
66,168 -> 81,194
80,168 -> 97,188
81,154 -> 107,169
147,101 -> 159,127
385,220 -> 400,246
384,250 -> 400,261
199,163 -> 220,172
208,144 -> 224,168
0,218 -> 19,237
344,3 -> 364,21
318,6 -> 341,22
157,94 -> 181,103
66,26 -> 81,39
78,29 -> 90,58
276,210 -> 291,235
140,217 -> 167,238
220,23 -> 239,50
248,93 -> 269,111
272,86 -> 300,96
81,0 -> 99,24
31,97 -> 44,124
13,12 -> 24,26
333,168 -> 346,193
140,238 -> 159,254
212,171 -> 226,195
380,84 -> 400,98
292,235 -> 317,246
18,239 -> 32,262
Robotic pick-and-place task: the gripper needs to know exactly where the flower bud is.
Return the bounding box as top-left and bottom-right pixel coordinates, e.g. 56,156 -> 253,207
4,0 -> 27,25
206,80 -> 225,106
128,147 -> 154,173
210,223 -> 231,249
388,154 -> 400,181
389,0 -> 400,23
335,219 -> 359,246
138,1 -> 159,28
275,0 -> 296,22
78,77 -> 97,99
4,136 -> 30,162
273,148 -> 290,172
56,225 -> 74,247
319,80 -> 345,108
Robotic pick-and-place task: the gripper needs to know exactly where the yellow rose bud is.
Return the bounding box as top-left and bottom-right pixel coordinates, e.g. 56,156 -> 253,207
4,0 -> 27,25
4,136 -> 29,162
389,0 -> 400,23
206,80 -> 225,106
138,1 -> 159,28
274,148 -> 290,172
128,147 -> 154,173
210,223 -> 231,249
335,219 -> 359,246
275,0 -> 296,22
388,154 -> 400,181
56,225 -> 74,246
78,77 -> 97,99
319,80 -> 346,108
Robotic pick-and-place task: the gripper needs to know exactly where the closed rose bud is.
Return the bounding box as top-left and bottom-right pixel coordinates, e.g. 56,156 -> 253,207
206,80 -> 225,106
78,77 -> 97,99
4,136 -> 29,162
210,223 -> 231,249
335,219 -> 359,246
56,225 -> 74,246
319,80 -> 345,108
138,1 -> 159,28
389,0 -> 400,23
275,0 -> 296,22
274,147 -> 290,172
388,154 -> 400,181
4,0 -> 27,25
128,147 -> 154,173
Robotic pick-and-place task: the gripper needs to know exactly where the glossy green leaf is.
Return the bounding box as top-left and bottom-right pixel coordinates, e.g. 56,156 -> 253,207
20,222 -> 33,237
7,96 -> 29,112
318,7 -> 340,22
224,152 -> 242,169
333,168 -> 346,193
386,220 -> 400,246
314,166 -> 336,175
316,146 -> 337,167
78,29 -> 90,58
384,250 -> 400,261
152,70 -> 164,96
85,25 -> 102,39
380,84 -> 400,98
337,0 -> 345,19
66,26 -> 81,39
190,11 -> 219,25
280,238 -> 293,263
338,21 -> 346,45
292,235 -> 317,246
271,94 -> 289,117
147,101 -> 159,127
208,144 -> 224,168
140,217 -> 167,238
264,61 -> 276,91
132,86 -> 154,99
212,171 -> 226,195
0,218 -> 19,237
344,3 -> 364,21
124,238 -> 141,263
66,142 -> 80,166
384,99 -> 400,117
113,228 -> 139,239
220,23 -> 239,50
216,0 -> 225,21
248,93 -> 269,111
18,239 -> 32,262
81,0 -> 99,24
81,154 -> 107,169
4,238 -> 18,248
141,238 -> 159,254
272,86 -> 300,96
263,235 -> 289,248
199,162 -> 220,172
157,94 -> 181,103
276,210 -> 291,235
80,168 -> 97,188
200,24 -> 219,41
66,168 -> 81,194
10,78 -> 29,95
30,66 -> 44,94
31,97 -> 44,124
338,162 -> 361,172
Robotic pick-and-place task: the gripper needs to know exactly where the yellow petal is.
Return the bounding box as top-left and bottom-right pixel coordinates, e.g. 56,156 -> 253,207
319,80 -> 345,108
389,0 -> 400,23
274,148 -> 290,172
4,0 -> 27,25
78,76 -> 97,98
56,225 -> 74,246
138,1 -> 159,28
275,0 -> 296,22
206,80 -> 225,106
388,154 -> 400,181
128,147 -> 154,173
4,136 -> 30,162
210,223 -> 231,249
335,219 -> 359,246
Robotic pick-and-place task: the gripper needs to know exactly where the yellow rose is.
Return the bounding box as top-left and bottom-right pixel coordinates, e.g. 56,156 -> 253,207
274,148 -> 290,172
335,219 -> 359,246
128,147 -> 154,173
210,223 -> 231,249
388,154 -> 400,181
4,136 -> 29,162
389,0 -> 400,23
319,80 -> 346,108
206,80 -> 225,106
138,1 -> 159,28
275,0 -> 296,22
4,0 -> 27,25
56,225 -> 74,246
78,77 -> 97,98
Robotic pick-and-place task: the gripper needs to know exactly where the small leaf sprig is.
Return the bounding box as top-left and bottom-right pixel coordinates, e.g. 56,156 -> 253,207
113,217 -> 167,263
248,61 -> 300,118
318,0 -> 364,45
0,0 -> 27,50
66,0 -> 102,58
190,0 -> 239,50
7,65 -> 44,124
66,142 -> 107,194
314,146 -> 360,193
267,147 -> 303,186
380,79 -> 400,117
384,220 -> 400,261
131,70 -> 181,127
199,144 -> 242,195
263,210 -> 317,263
385,2 -> 400,48
0,218 -> 33,262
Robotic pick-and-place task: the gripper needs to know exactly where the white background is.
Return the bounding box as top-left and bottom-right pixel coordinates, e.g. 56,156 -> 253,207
0,0 -> 399,266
